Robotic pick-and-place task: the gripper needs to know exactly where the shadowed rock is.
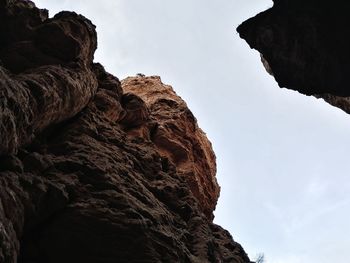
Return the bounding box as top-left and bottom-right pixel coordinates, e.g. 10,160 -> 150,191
237,0 -> 350,115
0,1 -> 251,262
238,0 -> 350,98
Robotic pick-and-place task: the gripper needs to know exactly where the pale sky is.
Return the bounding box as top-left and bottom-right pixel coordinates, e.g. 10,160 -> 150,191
35,1 -> 350,262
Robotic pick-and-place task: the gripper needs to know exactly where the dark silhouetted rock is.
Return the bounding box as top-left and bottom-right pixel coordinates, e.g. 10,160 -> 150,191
0,1 -> 250,262
238,0 -> 350,98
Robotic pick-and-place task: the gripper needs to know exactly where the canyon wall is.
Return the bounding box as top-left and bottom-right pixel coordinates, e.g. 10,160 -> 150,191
0,1 -> 251,262
237,0 -> 350,113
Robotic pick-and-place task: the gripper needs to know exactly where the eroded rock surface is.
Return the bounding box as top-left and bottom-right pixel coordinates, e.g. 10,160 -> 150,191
0,1 -> 250,262
237,0 -> 350,113
122,76 -> 219,220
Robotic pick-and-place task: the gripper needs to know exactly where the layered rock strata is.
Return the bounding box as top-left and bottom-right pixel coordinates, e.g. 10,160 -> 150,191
0,1 -> 250,262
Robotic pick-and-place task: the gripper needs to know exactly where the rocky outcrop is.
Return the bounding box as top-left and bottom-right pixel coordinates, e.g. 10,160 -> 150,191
0,0 -> 98,155
0,1 -> 250,262
237,0 -> 350,113
122,76 -> 219,220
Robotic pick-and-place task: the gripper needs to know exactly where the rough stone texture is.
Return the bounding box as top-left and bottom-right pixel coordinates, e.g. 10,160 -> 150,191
122,76 -> 219,220
0,1 -> 251,262
0,0 -> 98,156
237,0 -> 350,103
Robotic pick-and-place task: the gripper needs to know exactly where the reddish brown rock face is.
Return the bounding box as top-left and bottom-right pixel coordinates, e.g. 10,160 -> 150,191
122,76 -> 219,220
0,1 -> 250,262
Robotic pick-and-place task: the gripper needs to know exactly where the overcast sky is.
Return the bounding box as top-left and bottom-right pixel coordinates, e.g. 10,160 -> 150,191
35,1 -> 350,262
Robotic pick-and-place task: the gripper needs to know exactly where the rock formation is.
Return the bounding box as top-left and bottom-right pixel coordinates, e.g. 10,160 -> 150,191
0,0 -> 250,262
122,76 -> 219,220
237,0 -> 350,114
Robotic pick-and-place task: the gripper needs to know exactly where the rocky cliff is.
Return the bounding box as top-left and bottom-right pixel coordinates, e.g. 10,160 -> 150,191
0,1 -> 250,262
237,0 -> 350,113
